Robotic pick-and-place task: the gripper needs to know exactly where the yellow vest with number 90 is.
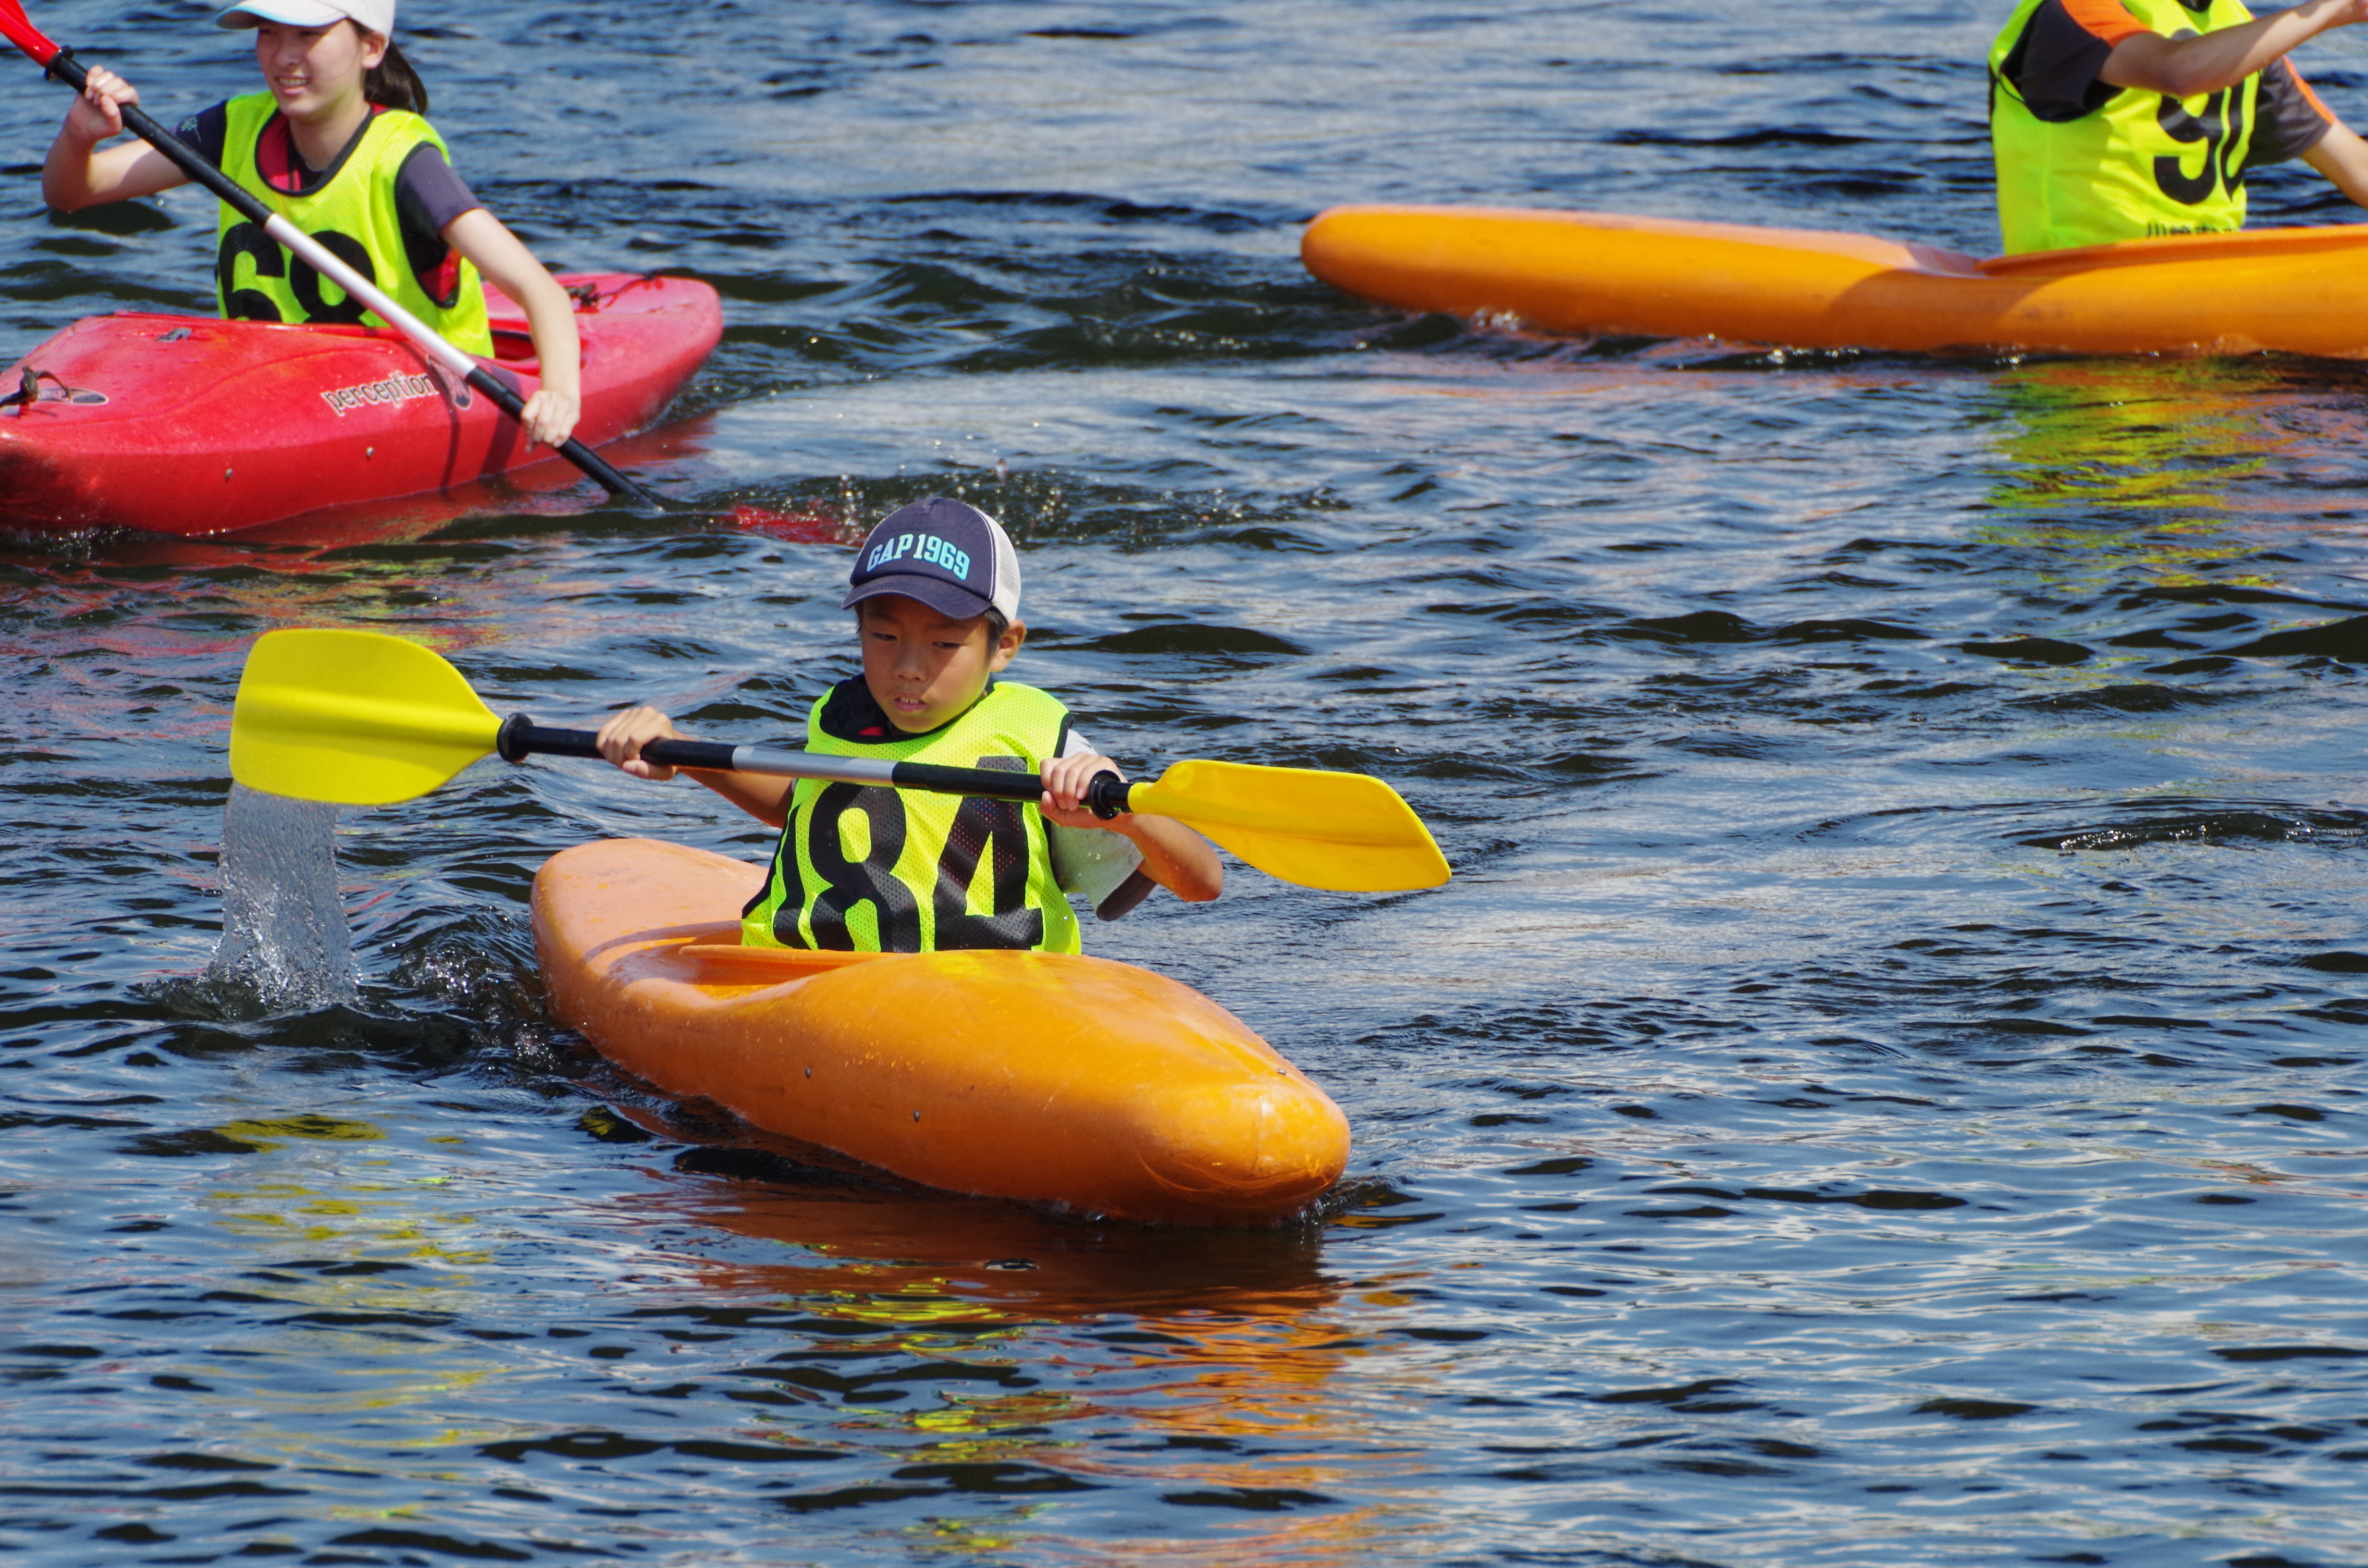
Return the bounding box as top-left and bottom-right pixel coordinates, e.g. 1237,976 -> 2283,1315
212,92 -> 493,355
1990,0 -> 2265,254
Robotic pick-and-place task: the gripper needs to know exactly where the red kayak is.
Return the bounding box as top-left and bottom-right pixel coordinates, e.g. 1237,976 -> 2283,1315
0,272 -> 719,537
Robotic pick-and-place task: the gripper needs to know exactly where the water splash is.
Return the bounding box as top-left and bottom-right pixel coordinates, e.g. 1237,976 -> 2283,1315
206,783 -> 355,1009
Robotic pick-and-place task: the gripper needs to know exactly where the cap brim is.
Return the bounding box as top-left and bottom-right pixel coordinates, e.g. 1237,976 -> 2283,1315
217,0 -> 351,29
841,576 -> 994,620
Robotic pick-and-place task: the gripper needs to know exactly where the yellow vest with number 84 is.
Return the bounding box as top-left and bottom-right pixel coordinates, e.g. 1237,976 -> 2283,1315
741,682 -> 1084,955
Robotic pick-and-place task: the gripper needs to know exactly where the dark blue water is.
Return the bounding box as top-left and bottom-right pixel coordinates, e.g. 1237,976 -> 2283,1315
8,2 -> 2368,1564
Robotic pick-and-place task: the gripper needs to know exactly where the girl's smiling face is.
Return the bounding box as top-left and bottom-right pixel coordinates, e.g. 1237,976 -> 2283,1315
253,20 -> 383,122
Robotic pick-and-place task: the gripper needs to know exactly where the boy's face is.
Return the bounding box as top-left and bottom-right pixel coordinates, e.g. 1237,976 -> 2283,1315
858,594 -> 1024,733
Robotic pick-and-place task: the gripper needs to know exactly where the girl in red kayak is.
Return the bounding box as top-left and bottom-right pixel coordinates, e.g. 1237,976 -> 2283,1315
39,0 -> 579,448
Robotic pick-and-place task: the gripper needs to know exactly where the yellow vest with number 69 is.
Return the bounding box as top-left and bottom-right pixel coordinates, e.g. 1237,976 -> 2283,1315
741,681 -> 1083,955
213,92 -> 493,355
1990,0 -> 2265,254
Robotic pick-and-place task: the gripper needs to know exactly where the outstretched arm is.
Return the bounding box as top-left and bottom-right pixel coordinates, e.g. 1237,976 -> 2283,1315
2102,0 -> 2368,98
42,67 -> 188,211
440,207 -> 583,450
595,706 -> 796,827
2303,118 -> 2368,205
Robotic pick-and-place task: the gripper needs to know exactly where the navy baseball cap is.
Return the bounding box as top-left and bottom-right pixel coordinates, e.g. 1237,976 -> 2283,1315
841,497 -> 1021,622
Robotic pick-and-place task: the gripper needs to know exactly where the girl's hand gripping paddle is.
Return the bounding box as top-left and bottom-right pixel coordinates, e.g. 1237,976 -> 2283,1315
229,629 -> 1453,894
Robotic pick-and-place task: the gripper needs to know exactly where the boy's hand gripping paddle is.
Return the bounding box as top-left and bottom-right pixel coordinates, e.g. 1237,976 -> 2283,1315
229,629 -> 1454,894
0,0 -> 655,505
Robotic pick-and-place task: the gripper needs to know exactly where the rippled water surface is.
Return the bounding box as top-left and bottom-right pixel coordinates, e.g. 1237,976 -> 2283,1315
9,2 -> 2368,1564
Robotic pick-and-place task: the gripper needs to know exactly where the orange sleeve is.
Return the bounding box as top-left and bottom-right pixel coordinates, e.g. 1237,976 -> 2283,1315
2057,0 -> 2152,47
2285,59 -> 2337,125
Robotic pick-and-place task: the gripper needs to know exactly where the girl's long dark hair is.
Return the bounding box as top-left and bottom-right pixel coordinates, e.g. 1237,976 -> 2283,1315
359,28 -> 429,114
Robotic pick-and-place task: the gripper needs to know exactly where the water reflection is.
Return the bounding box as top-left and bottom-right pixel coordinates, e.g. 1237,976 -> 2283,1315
627,1178 -> 1403,1564
1986,359 -> 2289,515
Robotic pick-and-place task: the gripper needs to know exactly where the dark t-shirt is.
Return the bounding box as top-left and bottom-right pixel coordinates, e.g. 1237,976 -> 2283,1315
175,102 -> 483,285
1997,0 -> 2333,169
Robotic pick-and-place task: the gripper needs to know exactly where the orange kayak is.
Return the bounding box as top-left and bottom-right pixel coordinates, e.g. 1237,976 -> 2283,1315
531,838 -> 1350,1226
1302,204 -> 2368,359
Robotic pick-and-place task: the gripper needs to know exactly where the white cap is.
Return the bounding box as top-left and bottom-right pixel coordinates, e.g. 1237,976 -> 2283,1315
217,0 -> 395,35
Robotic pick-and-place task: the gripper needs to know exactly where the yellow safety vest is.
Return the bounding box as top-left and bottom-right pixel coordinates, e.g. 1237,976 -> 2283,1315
1990,0 -> 2265,254
213,93 -> 493,355
742,681 -> 1084,955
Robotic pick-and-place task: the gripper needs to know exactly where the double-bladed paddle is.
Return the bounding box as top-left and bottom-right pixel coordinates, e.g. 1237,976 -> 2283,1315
228,629 -> 1454,894
0,0 -> 655,504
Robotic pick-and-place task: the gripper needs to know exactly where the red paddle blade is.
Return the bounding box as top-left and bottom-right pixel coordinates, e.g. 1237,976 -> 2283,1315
0,0 -> 62,68
729,503 -> 857,544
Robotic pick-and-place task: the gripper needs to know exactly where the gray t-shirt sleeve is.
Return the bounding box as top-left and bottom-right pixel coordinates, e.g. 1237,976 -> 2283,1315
393,141 -> 483,236
1045,727 -> 1148,911
2244,60 -> 2337,169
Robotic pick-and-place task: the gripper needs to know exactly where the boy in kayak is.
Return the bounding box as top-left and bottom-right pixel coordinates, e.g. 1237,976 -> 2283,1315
1990,0 -> 2368,253
40,0 -> 580,447
595,497 -> 1224,954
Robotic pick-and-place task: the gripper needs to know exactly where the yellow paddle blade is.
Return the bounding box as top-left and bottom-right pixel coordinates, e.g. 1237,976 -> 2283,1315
1130,760 -> 1450,893
229,629 -> 501,806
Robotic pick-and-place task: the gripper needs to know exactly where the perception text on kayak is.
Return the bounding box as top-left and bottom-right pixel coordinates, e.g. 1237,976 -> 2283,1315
320,372 -> 441,416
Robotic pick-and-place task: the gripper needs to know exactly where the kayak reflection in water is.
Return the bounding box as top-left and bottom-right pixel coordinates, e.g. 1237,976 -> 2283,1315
596,496 -> 1227,955
1989,0 -> 2368,255
38,0 -> 582,449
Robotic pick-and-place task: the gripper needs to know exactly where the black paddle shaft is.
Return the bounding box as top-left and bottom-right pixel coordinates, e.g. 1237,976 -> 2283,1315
43,49 -> 655,505
496,716 -> 1135,818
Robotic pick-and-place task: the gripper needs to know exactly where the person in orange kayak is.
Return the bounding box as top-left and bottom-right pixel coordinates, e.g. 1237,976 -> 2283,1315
594,497 -> 1225,954
1989,0 -> 2368,254
39,0 -> 580,448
